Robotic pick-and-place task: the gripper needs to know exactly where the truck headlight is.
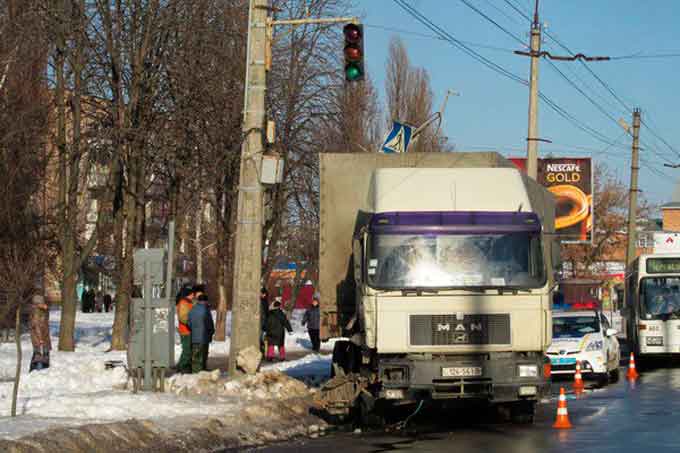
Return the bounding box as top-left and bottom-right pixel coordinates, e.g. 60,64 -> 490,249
518,365 -> 538,377
585,340 -> 603,351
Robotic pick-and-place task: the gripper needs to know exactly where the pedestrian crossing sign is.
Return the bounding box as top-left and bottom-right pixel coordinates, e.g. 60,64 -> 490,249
380,121 -> 413,153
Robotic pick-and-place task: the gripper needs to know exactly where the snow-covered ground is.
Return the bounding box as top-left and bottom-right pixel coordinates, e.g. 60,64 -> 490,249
0,308 -> 333,440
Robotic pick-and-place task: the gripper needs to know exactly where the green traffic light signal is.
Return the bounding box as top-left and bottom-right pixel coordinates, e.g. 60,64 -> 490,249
345,64 -> 362,81
343,23 -> 364,82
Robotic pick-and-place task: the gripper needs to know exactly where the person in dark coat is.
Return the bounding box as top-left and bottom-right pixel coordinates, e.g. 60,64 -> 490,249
188,293 -> 215,373
265,300 -> 292,361
260,287 -> 269,352
103,293 -> 113,312
302,295 -> 321,353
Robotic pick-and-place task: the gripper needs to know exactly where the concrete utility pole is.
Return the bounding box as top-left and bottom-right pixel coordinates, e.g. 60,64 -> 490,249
229,0 -> 267,375
228,1 -> 358,374
526,0 -> 541,180
625,108 -> 642,268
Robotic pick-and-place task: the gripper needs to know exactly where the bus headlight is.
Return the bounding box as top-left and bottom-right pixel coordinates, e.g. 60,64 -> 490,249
585,340 -> 603,351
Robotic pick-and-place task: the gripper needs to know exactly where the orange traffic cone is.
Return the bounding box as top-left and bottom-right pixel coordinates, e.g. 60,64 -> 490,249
553,387 -> 572,429
626,352 -> 639,380
573,361 -> 585,393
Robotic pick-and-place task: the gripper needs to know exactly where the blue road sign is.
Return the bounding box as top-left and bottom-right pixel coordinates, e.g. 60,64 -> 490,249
381,121 -> 413,153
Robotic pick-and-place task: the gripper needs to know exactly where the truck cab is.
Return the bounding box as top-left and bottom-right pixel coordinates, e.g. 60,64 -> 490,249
319,154 -> 557,423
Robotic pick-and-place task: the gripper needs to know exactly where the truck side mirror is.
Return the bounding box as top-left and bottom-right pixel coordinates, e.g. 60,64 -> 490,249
352,238 -> 363,284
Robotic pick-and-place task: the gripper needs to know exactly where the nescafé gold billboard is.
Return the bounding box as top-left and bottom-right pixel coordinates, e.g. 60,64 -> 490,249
510,157 -> 593,243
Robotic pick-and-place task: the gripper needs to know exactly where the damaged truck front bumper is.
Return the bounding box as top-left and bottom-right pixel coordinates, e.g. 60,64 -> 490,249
377,352 -> 549,403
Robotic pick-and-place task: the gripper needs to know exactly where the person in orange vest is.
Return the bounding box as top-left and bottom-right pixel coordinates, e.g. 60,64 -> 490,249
176,284 -> 195,373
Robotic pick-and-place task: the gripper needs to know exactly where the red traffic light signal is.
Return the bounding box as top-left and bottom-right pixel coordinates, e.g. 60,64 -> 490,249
343,23 -> 364,82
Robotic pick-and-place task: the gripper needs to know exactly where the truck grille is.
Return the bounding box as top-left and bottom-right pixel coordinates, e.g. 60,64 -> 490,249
409,314 -> 511,346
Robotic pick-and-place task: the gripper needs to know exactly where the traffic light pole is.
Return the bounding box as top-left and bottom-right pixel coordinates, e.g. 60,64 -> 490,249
229,0 -> 268,375
229,1 -> 359,375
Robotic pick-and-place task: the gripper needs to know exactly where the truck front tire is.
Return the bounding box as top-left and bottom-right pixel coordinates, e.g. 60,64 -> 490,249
330,340 -> 359,377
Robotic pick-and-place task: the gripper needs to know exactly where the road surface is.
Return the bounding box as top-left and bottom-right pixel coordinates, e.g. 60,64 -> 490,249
258,364 -> 680,453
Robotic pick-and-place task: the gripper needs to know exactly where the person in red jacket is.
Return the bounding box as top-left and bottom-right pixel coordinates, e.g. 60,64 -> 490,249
175,284 -> 194,373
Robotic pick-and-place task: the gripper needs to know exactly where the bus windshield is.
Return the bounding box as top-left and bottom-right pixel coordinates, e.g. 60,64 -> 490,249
366,232 -> 545,290
553,316 -> 600,339
640,277 -> 680,319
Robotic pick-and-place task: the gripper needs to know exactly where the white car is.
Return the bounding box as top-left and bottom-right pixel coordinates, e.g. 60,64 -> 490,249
547,310 -> 621,384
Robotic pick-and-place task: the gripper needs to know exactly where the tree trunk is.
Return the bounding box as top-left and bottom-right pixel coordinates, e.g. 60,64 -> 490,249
58,269 -> 78,351
196,197 -> 204,283
214,216 -> 227,341
11,304 -> 21,417
110,172 -> 138,350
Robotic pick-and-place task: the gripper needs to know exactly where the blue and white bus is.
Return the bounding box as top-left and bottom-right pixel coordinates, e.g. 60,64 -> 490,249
626,253 -> 680,359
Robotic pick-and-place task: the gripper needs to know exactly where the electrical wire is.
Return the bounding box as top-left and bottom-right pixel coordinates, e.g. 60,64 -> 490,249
457,0 -> 526,47
392,0 -> 629,150
500,3 -> 680,165
363,24 -> 515,53
610,53 -> 680,61
392,0 -> 528,86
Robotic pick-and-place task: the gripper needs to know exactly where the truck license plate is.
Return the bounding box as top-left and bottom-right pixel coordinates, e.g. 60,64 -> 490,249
442,367 -> 482,377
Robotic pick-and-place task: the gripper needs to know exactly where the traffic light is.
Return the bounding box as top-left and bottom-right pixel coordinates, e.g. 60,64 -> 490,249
343,23 -> 364,82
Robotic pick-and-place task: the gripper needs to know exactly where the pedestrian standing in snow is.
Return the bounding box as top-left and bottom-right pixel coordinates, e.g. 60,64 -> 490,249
302,295 -> 321,353
188,293 -> 215,373
175,284 -> 194,373
95,291 -> 103,313
260,287 -> 269,352
103,293 -> 112,312
265,300 -> 293,361
29,295 -> 51,372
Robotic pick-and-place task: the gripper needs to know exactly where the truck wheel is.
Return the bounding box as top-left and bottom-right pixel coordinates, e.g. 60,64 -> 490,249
330,341 -> 358,377
356,392 -> 385,428
510,401 -> 535,424
609,368 -> 620,383
594,372 -> 609,387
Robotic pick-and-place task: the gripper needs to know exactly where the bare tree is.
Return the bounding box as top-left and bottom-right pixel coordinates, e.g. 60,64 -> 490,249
385,36 -> 449,153
0,0 -> 49,415
562,164 -> 651,277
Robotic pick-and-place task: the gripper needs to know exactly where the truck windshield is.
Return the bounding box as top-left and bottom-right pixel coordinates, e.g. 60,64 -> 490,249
366,232 -> 545,290
640,277 -> 680,319
552,316 -> 600,339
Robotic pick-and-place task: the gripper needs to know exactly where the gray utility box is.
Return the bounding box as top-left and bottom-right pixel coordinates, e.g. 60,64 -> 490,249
127,243 -> 175,391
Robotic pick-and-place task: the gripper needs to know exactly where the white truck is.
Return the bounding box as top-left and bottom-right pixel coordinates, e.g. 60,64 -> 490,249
318,152 -> 559,424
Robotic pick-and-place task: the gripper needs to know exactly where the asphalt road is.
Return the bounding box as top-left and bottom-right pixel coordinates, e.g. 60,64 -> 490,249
258,365 -> 680,453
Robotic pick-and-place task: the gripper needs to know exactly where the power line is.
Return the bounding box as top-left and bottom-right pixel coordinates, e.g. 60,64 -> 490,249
391,0 -> 634,153
451,0 -> 633,150
363,24 -> 515,53
392,0 -> 527,86
502,0 -> 532,22
481,0 -> 526,26
610,53 -> 680,61
457,0 -> 526,47
499,5 -> 680,165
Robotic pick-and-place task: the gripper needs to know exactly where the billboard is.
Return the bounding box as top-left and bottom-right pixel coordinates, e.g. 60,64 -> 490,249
510,157 -> 593,243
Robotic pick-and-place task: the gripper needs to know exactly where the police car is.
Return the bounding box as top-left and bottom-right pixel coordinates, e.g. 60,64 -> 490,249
546,310 -> 621,384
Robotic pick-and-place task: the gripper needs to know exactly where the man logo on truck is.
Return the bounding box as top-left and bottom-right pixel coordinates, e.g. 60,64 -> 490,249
437,323 -> 451,332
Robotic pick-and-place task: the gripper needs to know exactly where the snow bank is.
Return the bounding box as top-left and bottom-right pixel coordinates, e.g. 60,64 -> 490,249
0,308 -> 334,440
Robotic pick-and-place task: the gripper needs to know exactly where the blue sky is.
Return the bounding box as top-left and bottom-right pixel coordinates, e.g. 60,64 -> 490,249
355,0 -> 680,205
